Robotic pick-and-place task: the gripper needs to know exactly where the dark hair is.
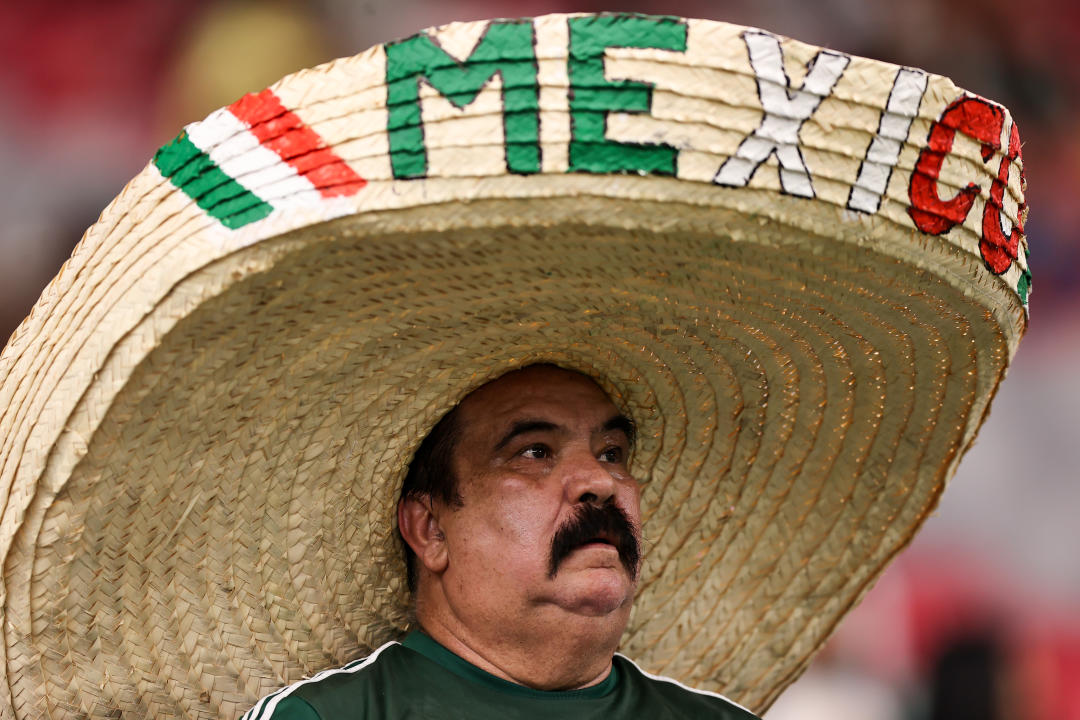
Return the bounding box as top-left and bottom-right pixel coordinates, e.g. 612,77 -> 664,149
398,405 -> 463,593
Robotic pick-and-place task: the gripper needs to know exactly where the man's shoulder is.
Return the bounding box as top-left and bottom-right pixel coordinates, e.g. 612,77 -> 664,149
614,654 -> 762,719
241,641 -> 406,720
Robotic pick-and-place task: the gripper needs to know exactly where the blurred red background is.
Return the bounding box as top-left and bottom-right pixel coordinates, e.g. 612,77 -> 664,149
1,1 -> 1077,718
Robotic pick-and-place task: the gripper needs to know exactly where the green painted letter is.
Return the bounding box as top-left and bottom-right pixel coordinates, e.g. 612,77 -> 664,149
385,21 -> 540,178
568,15 -> 687,175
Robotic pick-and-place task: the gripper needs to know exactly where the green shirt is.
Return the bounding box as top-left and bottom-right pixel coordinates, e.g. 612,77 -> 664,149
242,631 -> 760,719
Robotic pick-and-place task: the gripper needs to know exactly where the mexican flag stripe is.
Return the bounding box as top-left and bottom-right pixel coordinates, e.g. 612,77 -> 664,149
188,107 -> 323,206
153,131 -> 274,230
154,88 -> 365,229
230,89 -> 367,197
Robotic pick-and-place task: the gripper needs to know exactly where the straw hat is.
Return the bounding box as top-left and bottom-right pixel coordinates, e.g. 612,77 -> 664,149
0,13 -> 1028,719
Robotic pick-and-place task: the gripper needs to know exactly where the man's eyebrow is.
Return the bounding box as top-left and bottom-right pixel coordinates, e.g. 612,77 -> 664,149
601,414 -> 636,447
493,419 -> 560,452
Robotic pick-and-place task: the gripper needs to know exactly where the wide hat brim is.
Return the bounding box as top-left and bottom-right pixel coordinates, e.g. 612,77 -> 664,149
0,13 -> 1028,719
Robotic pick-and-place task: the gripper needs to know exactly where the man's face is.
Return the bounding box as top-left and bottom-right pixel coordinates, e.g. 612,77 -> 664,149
435,365 -> 642,626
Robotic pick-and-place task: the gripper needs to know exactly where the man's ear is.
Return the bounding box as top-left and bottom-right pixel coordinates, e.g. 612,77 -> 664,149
397,495 -> 450,576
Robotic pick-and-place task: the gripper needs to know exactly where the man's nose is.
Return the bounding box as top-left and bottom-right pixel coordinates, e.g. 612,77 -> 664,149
563,450 -> 618,505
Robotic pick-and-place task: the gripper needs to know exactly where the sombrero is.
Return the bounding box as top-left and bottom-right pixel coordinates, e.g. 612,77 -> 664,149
0,12 -> 1029,719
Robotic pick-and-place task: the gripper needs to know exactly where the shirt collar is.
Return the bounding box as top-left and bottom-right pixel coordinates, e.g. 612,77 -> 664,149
401,629 -> 619,699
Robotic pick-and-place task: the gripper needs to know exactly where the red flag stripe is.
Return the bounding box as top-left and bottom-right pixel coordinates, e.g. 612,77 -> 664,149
229,89 -> 366,197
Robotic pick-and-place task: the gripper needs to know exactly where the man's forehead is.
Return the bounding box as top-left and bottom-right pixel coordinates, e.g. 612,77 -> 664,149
455,365 -> 620,426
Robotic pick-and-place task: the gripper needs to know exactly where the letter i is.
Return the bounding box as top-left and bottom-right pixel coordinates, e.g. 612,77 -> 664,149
847,68 -> 928,214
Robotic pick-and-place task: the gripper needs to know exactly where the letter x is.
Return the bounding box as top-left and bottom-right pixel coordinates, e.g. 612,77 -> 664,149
715,31 -> 849,197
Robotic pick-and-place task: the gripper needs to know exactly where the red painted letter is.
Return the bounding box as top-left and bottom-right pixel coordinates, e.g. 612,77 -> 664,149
980,120 -> 1025,274
908,97 -> 1004,235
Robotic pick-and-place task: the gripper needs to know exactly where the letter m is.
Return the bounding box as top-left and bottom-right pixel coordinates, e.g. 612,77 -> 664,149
385,21 -> 540,179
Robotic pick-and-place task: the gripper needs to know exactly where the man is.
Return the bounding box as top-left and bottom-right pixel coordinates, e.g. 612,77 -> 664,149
244,364 -> 758,718
0,12 -> 1027,720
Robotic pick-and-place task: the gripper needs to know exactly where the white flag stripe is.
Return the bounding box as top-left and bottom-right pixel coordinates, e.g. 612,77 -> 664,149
185,107 -> 320,203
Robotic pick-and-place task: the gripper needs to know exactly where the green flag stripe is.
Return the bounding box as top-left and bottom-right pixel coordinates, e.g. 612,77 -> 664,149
154,131 -> 273,229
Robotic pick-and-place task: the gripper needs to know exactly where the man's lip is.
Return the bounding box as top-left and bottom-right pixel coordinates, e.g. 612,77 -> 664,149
576,538 -> 616,549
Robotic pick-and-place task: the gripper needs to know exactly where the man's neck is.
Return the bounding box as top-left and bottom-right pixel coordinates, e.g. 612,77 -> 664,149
414,595 -> 625,691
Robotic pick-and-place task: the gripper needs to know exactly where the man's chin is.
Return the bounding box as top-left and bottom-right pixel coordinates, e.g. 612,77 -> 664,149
549,564 -> 637,617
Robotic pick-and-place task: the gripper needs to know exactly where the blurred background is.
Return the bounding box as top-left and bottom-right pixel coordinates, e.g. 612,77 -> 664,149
1,1 -> 1076,717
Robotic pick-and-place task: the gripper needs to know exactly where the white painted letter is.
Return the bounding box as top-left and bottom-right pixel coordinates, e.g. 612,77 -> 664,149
715,31 -> 849,197
847,68 -> 928,213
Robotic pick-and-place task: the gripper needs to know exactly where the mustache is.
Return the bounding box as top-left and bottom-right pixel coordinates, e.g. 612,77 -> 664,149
548,501 -> 641,580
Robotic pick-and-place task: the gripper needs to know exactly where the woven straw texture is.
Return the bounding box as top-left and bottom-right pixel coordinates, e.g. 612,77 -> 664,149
0,13 -> 1027,719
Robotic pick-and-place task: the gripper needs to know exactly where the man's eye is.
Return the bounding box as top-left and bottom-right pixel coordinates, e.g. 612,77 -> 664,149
520,445 -> 550,459
599,446 -> 624,463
